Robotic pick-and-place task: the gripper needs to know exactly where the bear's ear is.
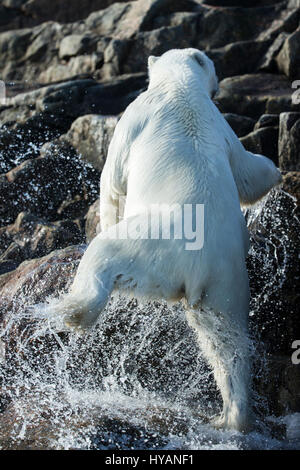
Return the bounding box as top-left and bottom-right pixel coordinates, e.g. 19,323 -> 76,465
148,55 -> 158,70
193,52 -> 205,68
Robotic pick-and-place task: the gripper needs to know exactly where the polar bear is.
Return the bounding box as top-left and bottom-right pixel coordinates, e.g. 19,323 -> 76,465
57,49 -> 281,432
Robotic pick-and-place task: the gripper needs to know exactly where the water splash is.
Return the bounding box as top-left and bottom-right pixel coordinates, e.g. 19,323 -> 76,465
0,189 -> 299,450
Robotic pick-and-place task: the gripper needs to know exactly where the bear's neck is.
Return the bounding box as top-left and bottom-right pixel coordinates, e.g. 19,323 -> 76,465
148,67 -> 211,100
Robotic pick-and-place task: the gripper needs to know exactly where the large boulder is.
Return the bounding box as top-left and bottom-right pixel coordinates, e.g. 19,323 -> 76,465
61,114 -> 119,171
197,2 -> 287,50
208,40 -> 271,80
276,28 -> 300,79
0,245 -> 85,312
0,151 -> 100,226
258,32 -> 289,72
0,212 -> 84,269
217,73 -> 298,119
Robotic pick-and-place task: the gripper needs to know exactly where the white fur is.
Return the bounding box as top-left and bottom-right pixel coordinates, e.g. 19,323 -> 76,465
57,49 -> 282,432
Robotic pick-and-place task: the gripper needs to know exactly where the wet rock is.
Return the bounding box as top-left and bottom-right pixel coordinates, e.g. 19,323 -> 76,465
0,115 -> 65,174
283,171 -> 300,212
254,354 -> 300,416
0,212 -> 84,267
2,75 -> 146,122
36,75 -> 147,116
0,151 -> 100,226
85,199 -> 100,243
278,112 -> 300,171
217,73 -> 297,119
247,188 -> 300,358
61,114 -> 119,171
276,28 -> 300,79
0,245 -> 85,311
240,127 -> 279,164
223,113 -> 255,138
0,398 -> 183,450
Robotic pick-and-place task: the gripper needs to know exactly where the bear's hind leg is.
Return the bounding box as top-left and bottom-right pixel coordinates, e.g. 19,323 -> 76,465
185,307 -> 251,432
56,235 -> 119,331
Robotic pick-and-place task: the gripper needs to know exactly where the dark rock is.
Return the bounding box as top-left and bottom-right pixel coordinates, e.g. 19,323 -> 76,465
258,3 -> 300,42
0,245 -> 85,310
123,23 -> 198,74
85,199 -> 100,243
37,75 -> 147,117
217,73 -> 298,119
258,32 -> 288,72
2,74 -> 146,121
0,75 -> 146,174
278,112 -> 300,171
247,188 -> 300,357
0,0 -> 201,83
276,28 -> 300,80
0,212 -> 84,266
208,40 -> 271,80
151,10 -> 201,30
254,355 -> 300,416
0,151 -> 100,226
0,115 -> 65,174
240,127 -> 279,164
0,260 -> 18,276
203,1 -> 283,5
0,0 -> 129,33
254,114 -> 280,130
113,0 -> 200,39
223,113 -> 255,138
197,4 -> 283,50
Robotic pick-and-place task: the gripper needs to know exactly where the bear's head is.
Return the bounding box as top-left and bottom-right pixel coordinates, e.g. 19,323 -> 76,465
147,48 -> 219,99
